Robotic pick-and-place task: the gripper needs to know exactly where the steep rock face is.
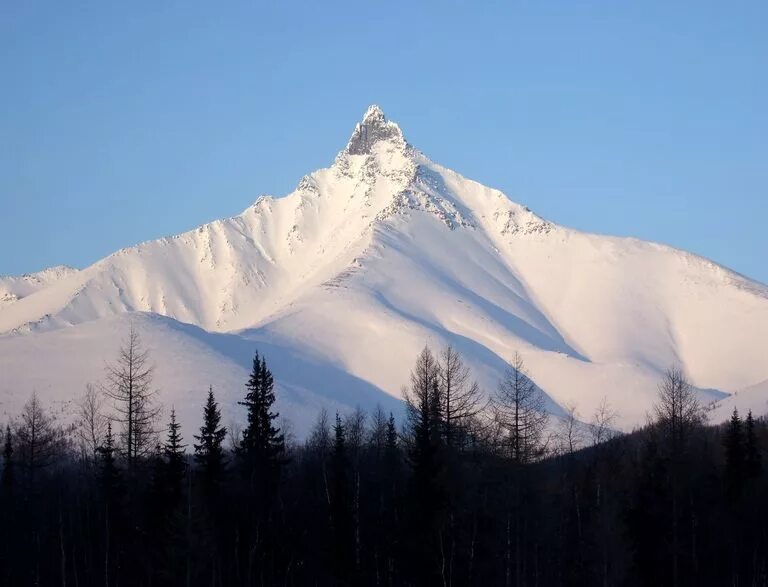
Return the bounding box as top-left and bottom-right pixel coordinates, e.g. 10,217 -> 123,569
344,105 -> 406,156
1,106 -> 766,433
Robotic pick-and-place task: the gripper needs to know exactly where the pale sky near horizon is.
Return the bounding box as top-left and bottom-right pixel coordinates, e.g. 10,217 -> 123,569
1,1 -> 766,283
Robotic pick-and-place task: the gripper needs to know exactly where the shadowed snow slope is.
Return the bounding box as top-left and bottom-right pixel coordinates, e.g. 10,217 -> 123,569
1,105 -> 766,435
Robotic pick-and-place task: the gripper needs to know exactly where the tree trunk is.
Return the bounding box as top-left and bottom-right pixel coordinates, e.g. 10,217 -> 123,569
59,507 -> 67,587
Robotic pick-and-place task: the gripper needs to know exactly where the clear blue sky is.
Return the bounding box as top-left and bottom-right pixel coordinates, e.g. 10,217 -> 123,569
1,1 -> 766,283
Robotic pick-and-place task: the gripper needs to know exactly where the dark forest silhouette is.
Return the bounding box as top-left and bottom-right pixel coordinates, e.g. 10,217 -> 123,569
1,327 -> 766,586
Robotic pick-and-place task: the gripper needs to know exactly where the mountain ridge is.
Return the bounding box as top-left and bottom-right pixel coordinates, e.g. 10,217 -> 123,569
1,106 -> 766,434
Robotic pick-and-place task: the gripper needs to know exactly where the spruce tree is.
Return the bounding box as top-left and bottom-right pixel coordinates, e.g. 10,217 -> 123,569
331,414 -> 354,580
148,442 -> 167,507
237,352 -> 285,483
385,413 -> 399,464
2,424 -> 13,492
383,412 -> 402,502
163,408 -> 187,500
97,422 -> 121,501
194,386 -> 227,488
406,349 -> 443,498
723,408 -> 745,495
381,413 -> 402,581
745,410 -> 762,478
403,347 -> 444,583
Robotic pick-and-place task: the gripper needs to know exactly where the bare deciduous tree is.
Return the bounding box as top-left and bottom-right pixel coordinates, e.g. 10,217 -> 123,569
308,408 -> 332,457
367,404 -> 389,458
653,366 -> 704,452
590,397 -> 618,447
75,383 -> 107,463
103,324 -> 160,467
14,392 -> 65,484
344,406 -> 367,460
228,420 -> 243,454
403,345 -> 441,445
492,352 -> 549,464
438,345 -> 485,449
557,402 -> 584,456
653,367 -> 705,586
279,415 -> 296,451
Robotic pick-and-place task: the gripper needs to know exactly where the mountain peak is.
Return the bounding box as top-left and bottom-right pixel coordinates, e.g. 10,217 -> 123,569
362,104 -> 386,123
344,104 -> 406,156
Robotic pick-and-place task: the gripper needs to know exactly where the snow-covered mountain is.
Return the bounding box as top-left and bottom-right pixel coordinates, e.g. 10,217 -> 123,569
1,105 -> 767,435
0,265 -> 78,308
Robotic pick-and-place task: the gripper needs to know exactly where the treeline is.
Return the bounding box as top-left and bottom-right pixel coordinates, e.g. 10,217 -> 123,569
1,327 -> 767,586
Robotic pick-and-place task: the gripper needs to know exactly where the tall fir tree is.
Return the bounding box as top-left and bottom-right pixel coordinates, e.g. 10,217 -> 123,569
381,412 -> 402,581
163,408 -> 187,501
723,408 -> 745,495
237,352 -> 285,483
406,349 -> 443,501
97,421 -> 121,501
384,412 -> 402,502
403,347 -> 445,584
194,386 -> 227,488
385,413 -> 399,465
235,353 -> 286,586
2,424 -> 13,493
331,413 -> 354,581
745,410 -> 762,478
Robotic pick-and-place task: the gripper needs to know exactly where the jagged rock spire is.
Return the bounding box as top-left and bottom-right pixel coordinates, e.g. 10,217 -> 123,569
344,105 -> 405,156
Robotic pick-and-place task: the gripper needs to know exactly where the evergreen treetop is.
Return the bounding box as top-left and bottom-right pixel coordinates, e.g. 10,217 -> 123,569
237,352 -> 285,478
745,410 -> 762,478
163,408 -> 187,497
194,386 -> 227,484
724,408 -> 745,494
97,421 -> 120,499
2,424 -> 13,491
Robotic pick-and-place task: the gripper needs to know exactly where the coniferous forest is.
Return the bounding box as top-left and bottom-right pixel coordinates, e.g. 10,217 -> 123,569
1,328 -> 767,586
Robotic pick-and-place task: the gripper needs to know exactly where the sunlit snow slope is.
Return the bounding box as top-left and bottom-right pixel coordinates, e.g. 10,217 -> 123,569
1,106 -> 766,433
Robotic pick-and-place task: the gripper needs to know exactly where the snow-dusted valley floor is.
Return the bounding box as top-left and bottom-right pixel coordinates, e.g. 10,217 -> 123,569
1,106 -> 767,435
